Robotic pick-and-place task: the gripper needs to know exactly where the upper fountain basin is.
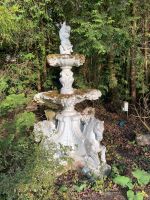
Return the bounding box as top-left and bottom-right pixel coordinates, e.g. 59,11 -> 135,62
47,54 -> 85,67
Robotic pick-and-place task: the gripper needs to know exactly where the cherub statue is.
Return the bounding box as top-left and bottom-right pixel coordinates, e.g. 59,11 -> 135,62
81,107 -> 106,171
59,21 -> 73,54
33,120 -> 56,150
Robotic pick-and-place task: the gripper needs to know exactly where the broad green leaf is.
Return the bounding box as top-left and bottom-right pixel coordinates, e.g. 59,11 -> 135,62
132,169 -> 150,186
135,192 -> 144,200
127,190 -> 135,200
113,176 -> 133,189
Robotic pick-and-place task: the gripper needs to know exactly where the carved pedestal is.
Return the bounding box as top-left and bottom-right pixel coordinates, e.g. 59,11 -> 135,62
59,66 -> 74,94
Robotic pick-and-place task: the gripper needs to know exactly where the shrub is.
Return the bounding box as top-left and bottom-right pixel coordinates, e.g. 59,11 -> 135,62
0,94 -> 28,116
15,111 -> 35,133
0,144 -> 64,200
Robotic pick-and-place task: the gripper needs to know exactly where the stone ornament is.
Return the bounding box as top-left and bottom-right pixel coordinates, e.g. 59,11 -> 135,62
34,120 -> 56,149
59,21 -> 73,54
34,89 -> 101,109
34,21 -> 111,177
47,54 -> 85,95
82,107 -> 107,173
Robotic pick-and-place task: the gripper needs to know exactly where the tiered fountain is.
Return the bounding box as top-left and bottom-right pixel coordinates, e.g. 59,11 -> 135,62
34,22 -> 111,176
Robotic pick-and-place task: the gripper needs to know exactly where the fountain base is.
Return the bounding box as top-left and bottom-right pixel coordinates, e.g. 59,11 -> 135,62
34,89 -> 111,177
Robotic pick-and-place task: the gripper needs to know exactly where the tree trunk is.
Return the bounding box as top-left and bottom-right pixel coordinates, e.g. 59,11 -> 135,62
108,52 -> 117,89
37,69 -> 42,91
35,54 -> 42,92
130,3 -> 137,103
143,13 -> 149,84
43,59 -> 47,83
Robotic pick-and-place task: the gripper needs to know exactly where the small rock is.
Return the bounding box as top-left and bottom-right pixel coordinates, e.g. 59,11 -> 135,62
136,134 -> 150,146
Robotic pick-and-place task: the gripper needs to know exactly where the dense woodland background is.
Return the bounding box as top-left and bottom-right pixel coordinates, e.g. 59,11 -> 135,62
0,0 -> 150,101
0,0 -> 150,200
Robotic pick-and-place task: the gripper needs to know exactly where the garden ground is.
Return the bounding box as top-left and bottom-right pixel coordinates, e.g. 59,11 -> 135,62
50,101 -> 150,200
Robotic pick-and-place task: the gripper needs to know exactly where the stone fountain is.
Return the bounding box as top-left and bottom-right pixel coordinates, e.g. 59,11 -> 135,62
34,21 -> 111,176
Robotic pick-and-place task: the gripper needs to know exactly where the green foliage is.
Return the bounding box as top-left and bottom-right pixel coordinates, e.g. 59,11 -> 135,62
59,185 -> 68,193
127,190 -> 144,200
74,183 -> 87,192
92,179 -> 105,192
0,76 -> 8,96
0,0 -> 149,99
74,74 -> 88,89
127,190 -> 135,200
0,2 -> 21,45
0,98 -> 63,199
0,94 -> 28,116
111,163 -> 126,178
15,111 -> 35,133
113,176 -> 133,189
132,169 -> 150,186
0,61 -> 38,95
0,143 -> 63,200
113,169 -> 150,200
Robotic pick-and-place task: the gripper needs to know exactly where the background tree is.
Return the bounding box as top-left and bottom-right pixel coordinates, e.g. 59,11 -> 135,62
0,0 -> 149,101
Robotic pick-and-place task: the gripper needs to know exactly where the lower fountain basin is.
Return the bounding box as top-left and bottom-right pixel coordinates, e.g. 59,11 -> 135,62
34,89 -> 101,107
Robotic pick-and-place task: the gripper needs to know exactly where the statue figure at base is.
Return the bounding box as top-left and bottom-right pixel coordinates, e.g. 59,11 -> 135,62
81,107 -> 106,173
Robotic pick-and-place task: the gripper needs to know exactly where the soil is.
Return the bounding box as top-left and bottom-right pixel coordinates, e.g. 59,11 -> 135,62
54,101 -> 150,200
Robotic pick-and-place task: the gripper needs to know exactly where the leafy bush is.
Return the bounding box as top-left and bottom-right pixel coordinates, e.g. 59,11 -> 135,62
0,111 -> 35,174
15,111 -> 35,133
0,94 -> 28,116
0,104 -> 63,199
0,92 -> 65,200
0,143 -> 64,200
0,76 -> 8,97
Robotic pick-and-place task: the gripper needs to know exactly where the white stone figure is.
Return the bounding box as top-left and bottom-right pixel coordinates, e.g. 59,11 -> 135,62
93,120 -> 106,163
33,120 -> 56,149
33,20 -> 111,175
82,107 -> 106,172
59,21 -> 73,54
